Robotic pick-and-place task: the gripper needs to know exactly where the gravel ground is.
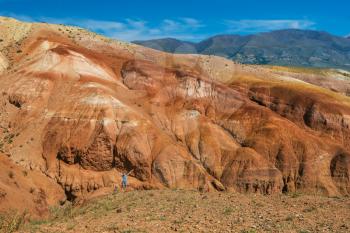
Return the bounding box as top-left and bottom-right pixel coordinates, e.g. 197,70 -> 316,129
21,190 -> 350,233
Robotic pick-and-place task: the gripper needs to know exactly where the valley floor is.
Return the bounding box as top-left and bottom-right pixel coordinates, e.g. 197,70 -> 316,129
13,190 -> 350,233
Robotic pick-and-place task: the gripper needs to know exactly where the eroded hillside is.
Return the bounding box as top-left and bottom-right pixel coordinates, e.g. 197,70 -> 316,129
0,17 -> 349,216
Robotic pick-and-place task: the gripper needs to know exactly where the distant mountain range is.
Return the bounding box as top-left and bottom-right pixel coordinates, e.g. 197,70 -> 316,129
133,29 -> 350,69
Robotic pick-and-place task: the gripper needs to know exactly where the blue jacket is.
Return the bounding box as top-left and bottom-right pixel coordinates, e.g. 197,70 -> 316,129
122,174 -> 128,183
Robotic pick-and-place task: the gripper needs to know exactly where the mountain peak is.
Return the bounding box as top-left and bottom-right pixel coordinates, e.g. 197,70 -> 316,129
132,37 -> 196,53
134,29 -> 350,69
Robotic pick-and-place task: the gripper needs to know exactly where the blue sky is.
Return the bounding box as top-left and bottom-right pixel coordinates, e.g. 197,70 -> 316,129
1,0 -> 349,41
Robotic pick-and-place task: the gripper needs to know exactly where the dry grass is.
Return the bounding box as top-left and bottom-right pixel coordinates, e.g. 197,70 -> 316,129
0,210 -> 27,233
264,65 -> 328,76
17,190 -> 350,233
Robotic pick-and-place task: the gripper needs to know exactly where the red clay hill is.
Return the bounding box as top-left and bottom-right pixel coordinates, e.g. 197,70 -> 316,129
0,17 -> 349,215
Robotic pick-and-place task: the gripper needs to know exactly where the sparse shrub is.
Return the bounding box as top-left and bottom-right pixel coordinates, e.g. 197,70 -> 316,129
104,224 -> 119,231
0,189 -> 6,198
121,230 -> 132,233
0,210 -> 26,233
27,218 -> 48,226
5,133 -> 15,144
290,192 -> 302,198
240,230 -> 257,233
29,187 -> 35,194
8,171 -> 14,179
66,222 -> 75,230
223,207 -> 234,215
285,215 -> 294,221
16,50 -> 22,53
22,170 -> 28,176
303,206 -> 317,213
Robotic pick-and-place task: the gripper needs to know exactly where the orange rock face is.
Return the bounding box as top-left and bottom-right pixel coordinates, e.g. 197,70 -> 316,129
0,17 -> 349,213
0,154 -> 65,217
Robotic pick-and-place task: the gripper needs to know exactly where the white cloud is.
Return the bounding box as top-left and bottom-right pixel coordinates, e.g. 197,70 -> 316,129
1,13 -> 319,41
162,19 -> 181,31
0,12 -> 35,22
224,19 -> 316,33
0,13 -> 207,41
100,18 -> 206,41
179,18 -> 204,29
160,18 -> 203,33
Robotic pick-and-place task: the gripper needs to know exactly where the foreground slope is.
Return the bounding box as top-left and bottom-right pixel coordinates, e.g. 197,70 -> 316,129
18,190 -> 350,233
0,17 -> 350,215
